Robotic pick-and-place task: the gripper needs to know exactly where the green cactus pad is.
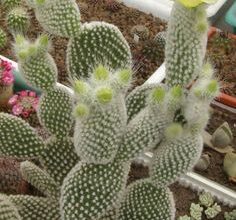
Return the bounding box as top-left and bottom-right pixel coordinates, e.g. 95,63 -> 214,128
17,49 -> 58,91
7,7 -> 30,34
0,194 -> 21,220
126,83 -> 161,122
116,108 -> 166,162
74,96 -> 126,164
32,0 -> 80,37
67,21 -> 131,79
20,161 -> 59,198
165,2 -> 208,87
9,195 -> 60,220
61,161 -> 129,220
1,0 -> 21,9
118,180 -> 175,220
151,134 -> 203,186
41,137 -> 79,185
38,86 -> 74,137
0,113 -> 44,158
0,28 -> 7,48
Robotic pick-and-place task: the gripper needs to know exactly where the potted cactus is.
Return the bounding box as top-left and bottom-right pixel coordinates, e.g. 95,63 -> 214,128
0,0 -> 219,219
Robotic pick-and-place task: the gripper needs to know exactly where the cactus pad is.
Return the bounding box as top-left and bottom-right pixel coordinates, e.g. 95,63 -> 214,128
20,161 -> 59,198
118,180 -> 175,220
67,21 -> 131,79
7,7 -> 30,34
0,28 -> 7,48
165,2 -> 208,87
0,113 -> 44,158
61,161 -> 129,220
38,86 -> 74,137
151,134 -> 203,186
9,195 -> 60,220
32,0 -> 81,37
41,137 -> 79,185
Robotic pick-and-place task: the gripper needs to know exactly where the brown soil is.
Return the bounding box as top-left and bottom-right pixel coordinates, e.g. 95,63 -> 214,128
129,163 -> 235,220
207,31 -> 236,97
194,147 -> 236,192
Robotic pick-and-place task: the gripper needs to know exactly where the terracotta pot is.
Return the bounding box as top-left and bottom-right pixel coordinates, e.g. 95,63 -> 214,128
0,84 -> 13,108
207,27 -> 236,108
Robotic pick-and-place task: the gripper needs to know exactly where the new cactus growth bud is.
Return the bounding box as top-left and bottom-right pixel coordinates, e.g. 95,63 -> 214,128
7,7 -> 30,34
165,123 -> 183,140
96,87 -> 113,104
0,28 -> 7,48
151,86 -> 166,103
117,68 -> 132,85
74,80 -> 89,95
75,103 -> 89,117
94,65 -> 109,81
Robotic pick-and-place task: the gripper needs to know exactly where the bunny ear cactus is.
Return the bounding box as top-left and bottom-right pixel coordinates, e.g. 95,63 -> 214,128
0,28 -> 7,48
67,22 -> 132,79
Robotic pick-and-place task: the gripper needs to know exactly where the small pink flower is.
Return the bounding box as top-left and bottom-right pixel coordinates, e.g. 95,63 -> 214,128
8,95 -> 19,105
12,104 -> 23,116
19,90 -> 28,97
1,70 -> 14,85
29,91 -> 36,97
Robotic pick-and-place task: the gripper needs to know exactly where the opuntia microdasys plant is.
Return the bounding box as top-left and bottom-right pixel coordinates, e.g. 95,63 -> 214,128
0,0 -> 219,219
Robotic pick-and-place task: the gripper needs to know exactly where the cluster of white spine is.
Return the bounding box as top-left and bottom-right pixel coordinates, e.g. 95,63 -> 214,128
7,7 -> 30,34
165,2 -> 208,87
0,113 -> 44,158
38,86 -> 74,137
67,22 -> 132,79
29,0 -> 81,37
61,161 -> 130,220
20,161 -> 59,198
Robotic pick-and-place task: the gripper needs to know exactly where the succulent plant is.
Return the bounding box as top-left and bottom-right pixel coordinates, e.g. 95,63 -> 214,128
211,122 -> 233,149
7,7 -> 30,34
199,192 -> 214,208
195,153 -> 211,171
224,152 -> 236,183
190,203 -> 203,220
224,209 -> 236,220
0,0 -> 219,219
0,28 -> 7,48
205,203 -> 221,219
